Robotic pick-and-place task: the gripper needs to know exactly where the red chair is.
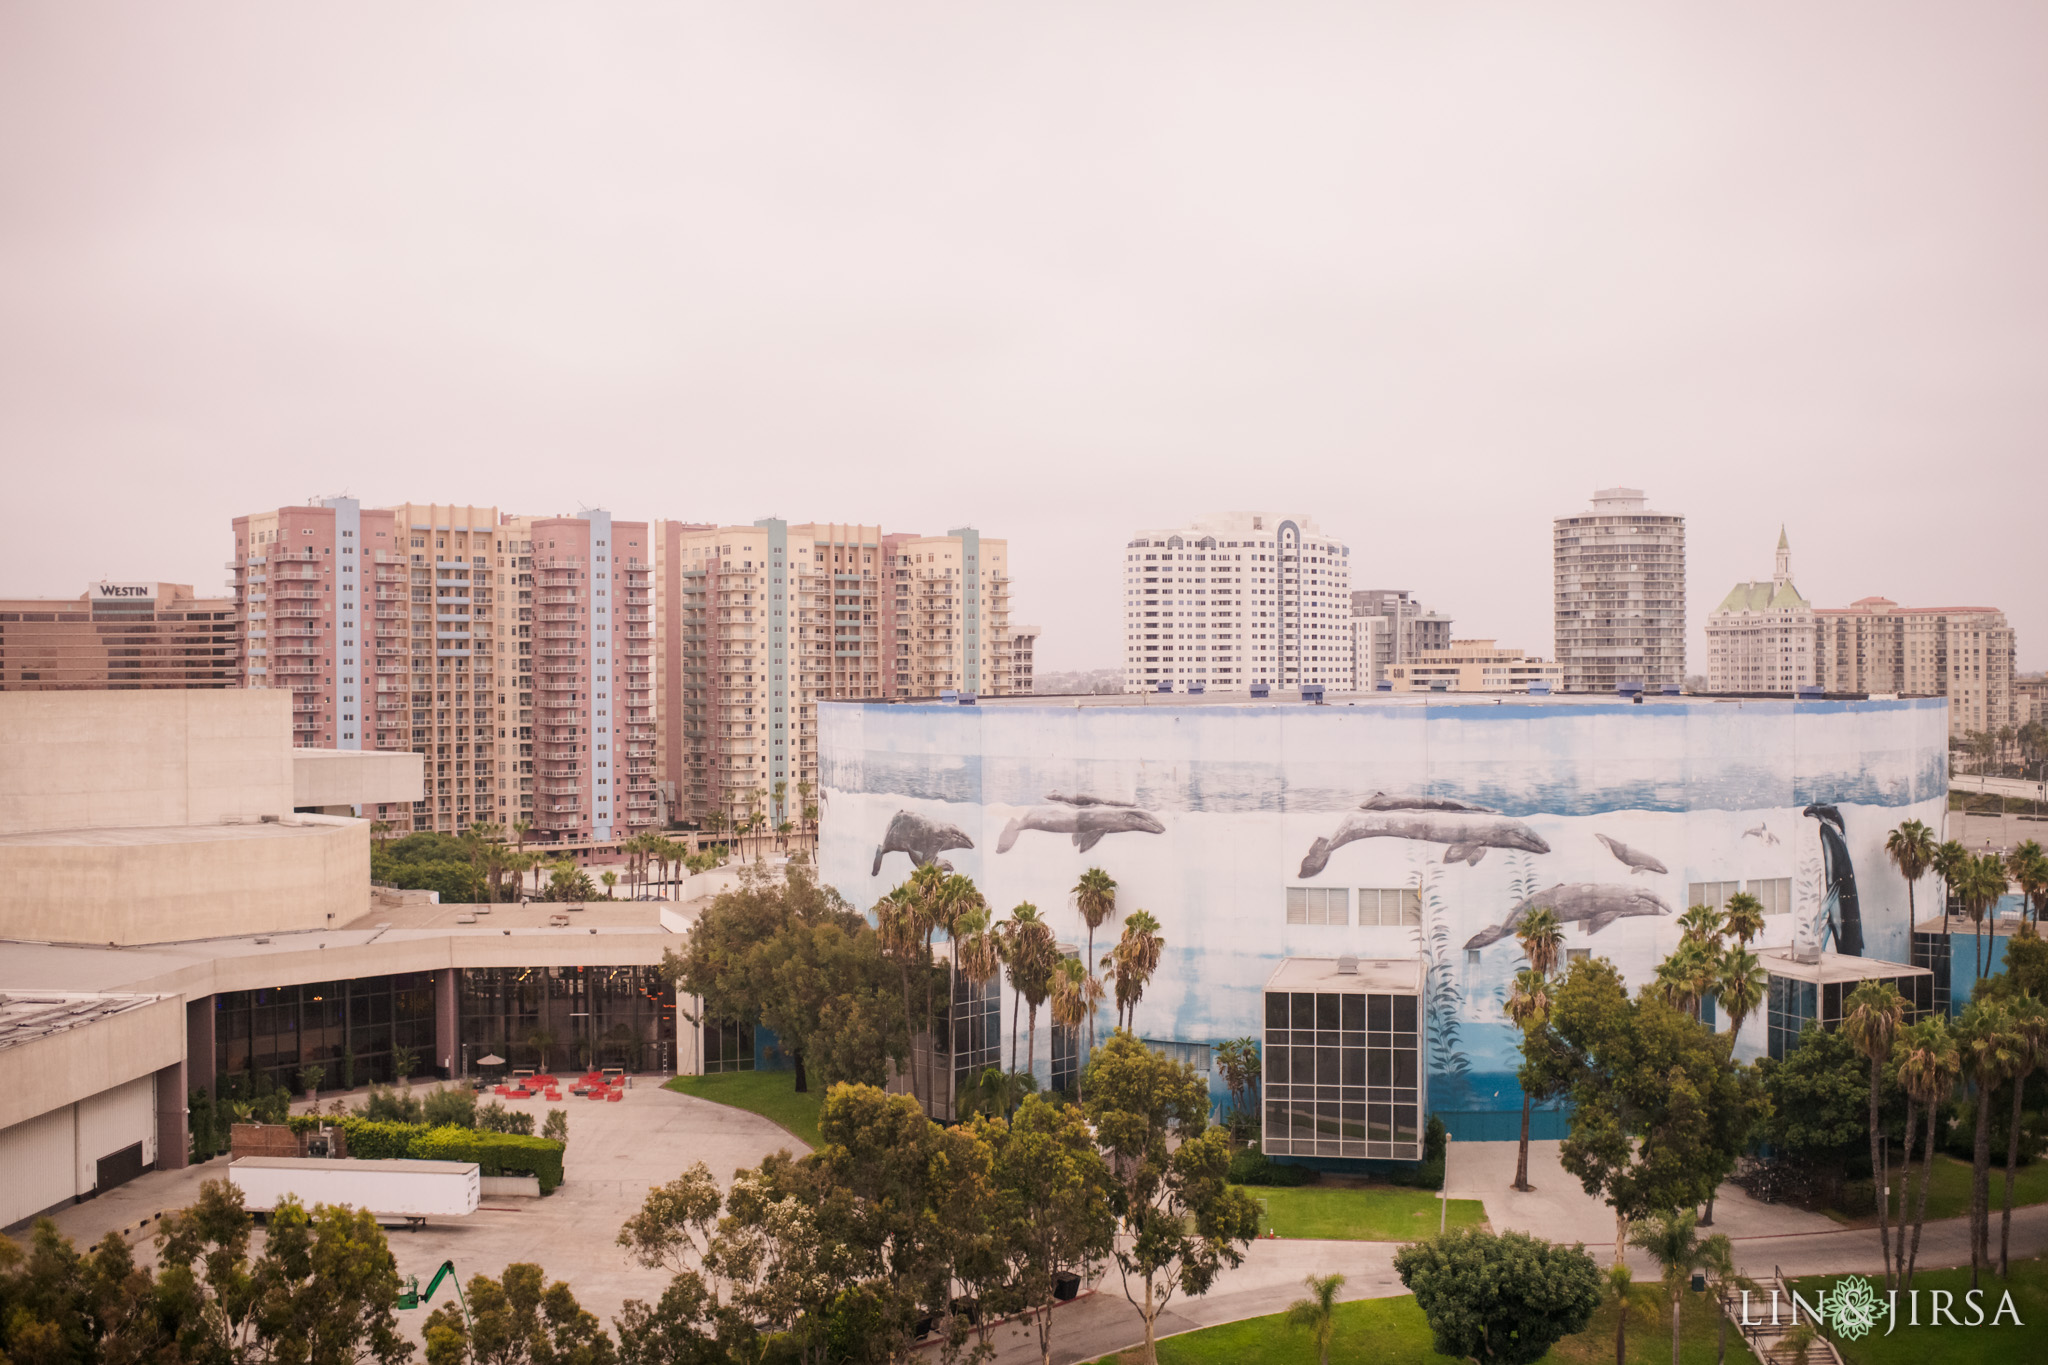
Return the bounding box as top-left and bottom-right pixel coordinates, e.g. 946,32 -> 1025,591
606,1089 -> 623,1102
586,1089 -> 607,1101
544,1089 -> 562,1101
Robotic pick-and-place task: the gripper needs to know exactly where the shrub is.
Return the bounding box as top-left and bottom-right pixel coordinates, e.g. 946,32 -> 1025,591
358,1084 -> 425,1124
1397,1228 -> 1602,1365
542,1109 -> 568,1145
422,1086 -> 479,1129
477,1100 -> 536,1135
409,1126 -> 566,1194
339,1117 -> 428,1160
1226,1143 -> 1317,1187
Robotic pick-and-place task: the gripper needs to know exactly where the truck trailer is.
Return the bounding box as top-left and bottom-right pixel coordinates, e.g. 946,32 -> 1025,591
229,1157 -> 481,1226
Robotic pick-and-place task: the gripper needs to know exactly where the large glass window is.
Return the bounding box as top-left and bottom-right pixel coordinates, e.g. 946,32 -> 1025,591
214,972 -> 440,1092
1261,988 -> 1420,1161
949,969 -> 1003,1101
1767,971 -> 1933,1061
704,1020 -> 754,1072
457,965 -> 674,1073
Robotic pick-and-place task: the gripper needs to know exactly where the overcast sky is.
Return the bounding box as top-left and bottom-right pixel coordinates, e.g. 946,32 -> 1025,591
2,3 -> 2042,672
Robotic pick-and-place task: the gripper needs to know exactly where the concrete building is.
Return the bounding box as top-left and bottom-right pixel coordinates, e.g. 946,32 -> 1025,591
0,689 -> 692,1232
1705,528 -> 1816,693
1386,640 -> 1562,693
1122,512 -> 1352,694
1553,487 -> 1686,694
2016,673 -> 2047,727
1010,625 -> 1041,693
652,520 -> 1013,830
1814,598 -> 2017,738
819,689 -> 1947,1160
1,583 -> 238,691
1349,589 -> 1454,687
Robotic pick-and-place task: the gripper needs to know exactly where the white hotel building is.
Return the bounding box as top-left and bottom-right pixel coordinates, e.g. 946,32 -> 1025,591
1122,513 -> 1353,693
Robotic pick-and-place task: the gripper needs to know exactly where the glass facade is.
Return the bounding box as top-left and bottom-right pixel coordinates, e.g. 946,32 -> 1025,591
1050,1023 -> 1080,1095
1910,933 -> 1952,1016
1262,989 -> 1421,1161
1766,970 -> 1934,1061
457,965 -> 675,1073
704,1020 -> 755,1073
214,974 -> 436,1091
947,970 -> 1003,1102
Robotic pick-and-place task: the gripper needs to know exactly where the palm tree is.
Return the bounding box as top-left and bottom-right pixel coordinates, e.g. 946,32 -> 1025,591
1049,957 -> 1104,1098
1284,1273 -> 1345,1365
1716,945 -> 1767,1044
2007,839 -> 2048,932
1502,967 -> 1555,1193
1933,837 -> 1972,960
1102,910 -> 1164,1032
1655,939 -> 1715,1020
1721,891 -> 1766,950
1676,903 -> 1724,946
600,870 -> 617,900
1002,904 -> 1058,1081
1895,1014 -> 1960,1291
1604,1263 -> 1657,1365
370,819 -> 394,849
511,819 -> 531,855
1518,906 -> 1565,977
1887,818 -> 1938,927
1072,868 -> 1118,1060
1842,979 -> 1906,1289
1958,998 -> 2022,1288
875,885 -> 930,1106
1959,852 -> 2011,980
1998,998 -> 2048,1277
1698,1231 -> 1754,1365
796,777 -> 817,852
1630,1210 -> 1730,1365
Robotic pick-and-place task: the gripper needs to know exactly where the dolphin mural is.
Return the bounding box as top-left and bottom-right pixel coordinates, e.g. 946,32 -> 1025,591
1742,823 -> 1781,846
872,810 -> 975,876
1804,802 -> 1864,956
998,793 -> 1166,854
1463,883 -> 1675,950
1299,808 -> 1550,876
1595,833 -> 1668,876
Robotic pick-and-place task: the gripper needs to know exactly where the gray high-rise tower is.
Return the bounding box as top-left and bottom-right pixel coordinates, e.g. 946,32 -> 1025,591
1553,487 -> 1686,693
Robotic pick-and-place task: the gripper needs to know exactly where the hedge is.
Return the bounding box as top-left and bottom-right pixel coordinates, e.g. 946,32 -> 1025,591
410,1126 -> 566,1194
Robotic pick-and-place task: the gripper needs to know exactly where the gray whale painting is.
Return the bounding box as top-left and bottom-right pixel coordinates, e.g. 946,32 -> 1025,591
1359,792 -> 1497,814
1595,833 -> 1668,876
872,810 -> 975,876
1299,806 -> 1550,875
1463,883 -> 1674,949
998,793 -> 1166,854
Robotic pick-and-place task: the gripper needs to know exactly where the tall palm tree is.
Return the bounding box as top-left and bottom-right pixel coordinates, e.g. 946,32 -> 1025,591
1716,945 -> 1767,1044
2007,839 -> 2048,932
1049,956 -> 1105,1099
1886,818 -> 1938,927
1002,904 -> 1058,1081
1655,939 -> 1715,1020
795,777 -> 817,852
1958,998 -> 2022,1288
1517,906 -> 1565,978
1998,998 -> 2048,1277
1933,837 -> 1973,961
511,819 -> 531,855
1676,903 -> 1724,946
1072,868 -> 1119,1059
1102,910 -> 1165,1032
1284,1273 -> 1345,1365
1629,1210 -> 1730,1365
1721,891 -> 1765,949
1960,852 -> 2011,980
1502,967 -> 1555,1193
1895,1015 -> 1959,1290
1842,980 -> 1906,1289
875,884 -> 930,1106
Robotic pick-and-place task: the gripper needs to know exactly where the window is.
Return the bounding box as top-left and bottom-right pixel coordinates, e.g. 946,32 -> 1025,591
1688,880 -> 1741,912
1143,1039 -> 1212,1073
1565,947 -> 1591,964
1262,989 -> 1420,1161
1748,877 -> 1792,917
1358,887 -> 1421,926
1286,887 -> 1348,925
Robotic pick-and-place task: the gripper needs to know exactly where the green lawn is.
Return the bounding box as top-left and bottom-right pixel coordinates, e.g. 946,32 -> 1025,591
1090,1283 -> 1755,1364
1240,1184 -> 1487,1241
1789,1257 -> 2048,1365
1828,1154 -> 2048,1228
662,1071 -> 820,1148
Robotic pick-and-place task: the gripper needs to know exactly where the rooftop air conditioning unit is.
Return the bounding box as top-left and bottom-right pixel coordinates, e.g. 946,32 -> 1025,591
1336,954 -> 1359,975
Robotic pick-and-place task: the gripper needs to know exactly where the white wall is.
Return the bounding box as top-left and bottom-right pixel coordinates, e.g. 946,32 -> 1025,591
0,1072 -> 157,1231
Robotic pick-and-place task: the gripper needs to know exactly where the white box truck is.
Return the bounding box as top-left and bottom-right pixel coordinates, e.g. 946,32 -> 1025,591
230,1157 -> 481,1226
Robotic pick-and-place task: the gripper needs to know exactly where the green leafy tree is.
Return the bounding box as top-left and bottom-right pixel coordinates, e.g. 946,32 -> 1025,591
1841,980 -> 1907,1287
1284,1273 -> 1345,1365
1758,1019 -> 1906,1185
1393,1227 -> 1602,1365
1081,1032 -> 1260,1363
1629,1210 -> 1730,1365
424,1262 -> 615,1365
422,1085 -> 478,1128
1550,958 -> 1766,1265
543,1109 -> 569,1145
1214,1037 -> 1263,1137
992,1094 -> 1115,1365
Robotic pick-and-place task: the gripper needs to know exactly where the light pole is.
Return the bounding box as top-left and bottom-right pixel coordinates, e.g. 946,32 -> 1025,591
1440,1133 -> 1453,1235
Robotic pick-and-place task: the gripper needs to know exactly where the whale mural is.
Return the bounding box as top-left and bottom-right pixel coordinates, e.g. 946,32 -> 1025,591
871,810 -> 975,876
1464,883 -> 1675,950
1595,833 -> 1668,876
997,793 -> 1166,854
1299,807 -> 1550,875
1804,802 -> 1864,956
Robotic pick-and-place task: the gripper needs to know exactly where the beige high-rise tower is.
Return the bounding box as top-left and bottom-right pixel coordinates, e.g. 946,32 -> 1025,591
1553,487 -> 1686,693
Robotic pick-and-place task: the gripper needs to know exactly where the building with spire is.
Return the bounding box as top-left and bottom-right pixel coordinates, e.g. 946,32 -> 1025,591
1704,527 -> 1816,693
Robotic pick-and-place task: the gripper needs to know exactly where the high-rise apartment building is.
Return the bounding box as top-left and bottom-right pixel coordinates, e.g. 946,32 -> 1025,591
0,583 -> 238,690
654,520 -> 1012,829
1553,487 -> 1686,693
1814,598 -> 2017,738
1704,529 -> 1816,693
1348,589 -> 1454,687
1122,513 -> 1351,693
1010,625 -> 1041,693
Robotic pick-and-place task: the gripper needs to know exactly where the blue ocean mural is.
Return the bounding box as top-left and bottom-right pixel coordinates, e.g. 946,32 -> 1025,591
817,695 -> 1950,1137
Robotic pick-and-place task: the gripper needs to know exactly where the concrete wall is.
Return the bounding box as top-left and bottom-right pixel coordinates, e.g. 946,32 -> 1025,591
0,817 -> 368,944
293,748 -> 425,810
0,996 -> 185,1133
0,691 -> 294,835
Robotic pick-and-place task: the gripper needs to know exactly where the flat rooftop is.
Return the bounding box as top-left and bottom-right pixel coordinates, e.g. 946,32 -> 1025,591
842,690 -> 1901,711
0,990 -> 166,1051
0,818 -> 346,849
1757,948 -> 1932,984
1914,915 -> 2032,937
1266,955 -> 1424,993
341,899 -> 673,931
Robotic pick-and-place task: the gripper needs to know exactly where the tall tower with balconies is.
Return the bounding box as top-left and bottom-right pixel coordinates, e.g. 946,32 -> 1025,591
1553,488 -> 1687,694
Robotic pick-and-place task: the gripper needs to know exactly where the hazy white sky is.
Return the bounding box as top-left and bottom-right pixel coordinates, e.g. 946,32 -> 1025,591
2,3 -> 2042,671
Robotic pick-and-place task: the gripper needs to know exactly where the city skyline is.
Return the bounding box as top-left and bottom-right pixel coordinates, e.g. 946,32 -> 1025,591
2,6 -> 2044,673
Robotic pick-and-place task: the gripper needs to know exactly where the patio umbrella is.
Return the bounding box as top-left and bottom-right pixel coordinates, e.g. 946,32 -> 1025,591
477,1053 -> 507,1067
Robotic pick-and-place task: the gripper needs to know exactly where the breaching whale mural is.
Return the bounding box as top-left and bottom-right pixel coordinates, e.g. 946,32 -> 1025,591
818,694 -> 1949,1138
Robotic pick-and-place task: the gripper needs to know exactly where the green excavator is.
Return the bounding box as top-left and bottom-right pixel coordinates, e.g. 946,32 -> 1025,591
393,1260 -> 472,1334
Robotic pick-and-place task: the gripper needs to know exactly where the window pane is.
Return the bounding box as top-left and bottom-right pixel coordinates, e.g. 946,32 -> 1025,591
1394,1050 -> 1419,1088
1342,1048 -> 1365,1087
1317,1046 -> 1339,1085
1392,997 -> 1418,1033
1266,993 -> 1289,1030
1267,1047 -> 1289,1085
1266,1101 -> 1290,1150
1401,888 -> 1421,925
1369,1048 -> 1391,1086
1369,1104 -> 1392,1142
1292,994 -> 1315,1029
1293,1100 -> 1316,1141
1287,888 -> 1307,924
1341,995 -> 1365,1032
1394,1105 -> 1418,1142
1368,994 -> 1391,1032
1341,1102 -> 1366,1142
1316,994 -> 1339,1031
